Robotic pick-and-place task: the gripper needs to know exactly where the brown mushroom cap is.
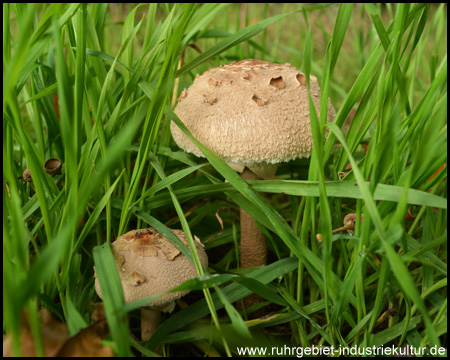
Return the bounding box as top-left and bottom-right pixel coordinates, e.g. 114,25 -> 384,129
171,59 -> 336,178
94,228 -> 208,312
23,168 -> 33,183
44,158 -> 62,176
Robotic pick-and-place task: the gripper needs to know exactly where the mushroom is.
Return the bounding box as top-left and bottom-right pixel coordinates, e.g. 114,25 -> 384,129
44,158 -> 62,176
22,168 -> 32,183
328,213 -> 364,237
171,59 -> 335,273
94,228 -> 208,344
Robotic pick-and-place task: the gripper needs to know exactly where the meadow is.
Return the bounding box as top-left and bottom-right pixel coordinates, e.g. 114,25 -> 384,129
3,3 -> 447,356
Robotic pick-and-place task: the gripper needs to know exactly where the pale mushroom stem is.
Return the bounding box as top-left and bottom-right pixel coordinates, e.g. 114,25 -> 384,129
240,168 -> 267,269
239,168 -> 267,311
141,307 -> 161,342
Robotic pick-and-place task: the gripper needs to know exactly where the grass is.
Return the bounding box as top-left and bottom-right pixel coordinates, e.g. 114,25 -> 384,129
3,3 -> 447,357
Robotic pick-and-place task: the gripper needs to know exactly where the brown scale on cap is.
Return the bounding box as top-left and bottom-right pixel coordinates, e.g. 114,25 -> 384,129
252,95 -> 268,106
177,88 -> 188,102
207,77 -> 220,86
202,94 -> 217,105
126,270 -> 146,286
270,76 -> 285,89
296,73 -> 306,86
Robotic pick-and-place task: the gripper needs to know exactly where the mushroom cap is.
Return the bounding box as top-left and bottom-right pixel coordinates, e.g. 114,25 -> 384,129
94,228 -> 208,312
44,158 -> 62,176
171,59 -> 335,172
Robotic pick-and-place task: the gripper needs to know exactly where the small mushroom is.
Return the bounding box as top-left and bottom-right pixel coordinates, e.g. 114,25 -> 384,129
343,213 -> 364,235
44,158 -> 62,176
94,228 -> 208,345
171,59 -> 335,276
331,213 -> 364,235
23,168 -> 32,183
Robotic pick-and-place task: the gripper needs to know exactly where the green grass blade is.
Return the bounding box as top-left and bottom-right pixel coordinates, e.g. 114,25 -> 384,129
327,122 -> 441,347
93,243 -> 132,356
147,257 -> 299,348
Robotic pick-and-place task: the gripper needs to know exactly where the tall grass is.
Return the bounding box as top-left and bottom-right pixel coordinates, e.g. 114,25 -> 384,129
3,3 -> 447,356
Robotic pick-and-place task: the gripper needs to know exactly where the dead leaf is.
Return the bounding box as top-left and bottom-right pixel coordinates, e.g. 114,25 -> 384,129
56,320 -> 114,357
3,307 -> 114,357
3,309 -> 69,357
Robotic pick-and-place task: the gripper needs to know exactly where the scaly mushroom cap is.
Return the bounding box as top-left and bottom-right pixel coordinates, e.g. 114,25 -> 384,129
171,59 -> 335,178
94,228 -> 208,312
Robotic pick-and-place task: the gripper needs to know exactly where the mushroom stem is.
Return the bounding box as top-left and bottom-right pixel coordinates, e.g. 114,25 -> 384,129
239,168 -> 267,268
331,223 -> 355,234
239,168 -> 267,311
141,307 -> 161,342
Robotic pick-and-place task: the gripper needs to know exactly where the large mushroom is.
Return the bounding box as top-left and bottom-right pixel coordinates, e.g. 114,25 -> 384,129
171,59 -> 335,271
94,228 -> 208,343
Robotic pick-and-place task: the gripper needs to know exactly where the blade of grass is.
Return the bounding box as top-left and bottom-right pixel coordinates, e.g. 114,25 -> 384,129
176,4 -> 335,77
147,257 -> 299,348
93,243 -> 132,356
327,122 -> 441,347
